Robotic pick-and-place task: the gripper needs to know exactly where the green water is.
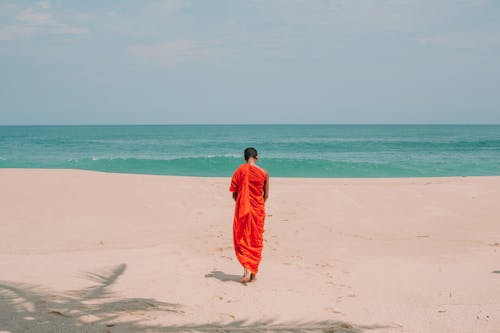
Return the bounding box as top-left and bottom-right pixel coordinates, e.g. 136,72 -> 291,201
1,125 -> 499,177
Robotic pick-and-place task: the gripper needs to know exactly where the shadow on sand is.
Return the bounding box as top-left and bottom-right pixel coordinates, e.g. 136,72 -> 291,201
0,264 -> 388,333
204,270 -> 242,283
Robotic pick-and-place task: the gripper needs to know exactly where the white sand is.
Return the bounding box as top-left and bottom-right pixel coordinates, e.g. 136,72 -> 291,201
1,169 -> 499,332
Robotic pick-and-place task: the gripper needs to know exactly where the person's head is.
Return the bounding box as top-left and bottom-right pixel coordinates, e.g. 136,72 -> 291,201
244,147 -> 258,161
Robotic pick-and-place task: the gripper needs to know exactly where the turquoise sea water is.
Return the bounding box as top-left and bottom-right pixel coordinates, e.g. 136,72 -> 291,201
0,125 -> 499,178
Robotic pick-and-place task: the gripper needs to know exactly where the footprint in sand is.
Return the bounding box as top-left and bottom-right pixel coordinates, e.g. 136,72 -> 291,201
336,283 -> 352,290
325,307 -> 343,315
315,262 -> 333,268
220,313 -> 236,320
213,294 -> 227,302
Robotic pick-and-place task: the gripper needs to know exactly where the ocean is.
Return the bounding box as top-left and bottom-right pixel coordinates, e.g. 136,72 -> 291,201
1,125 -> 499,178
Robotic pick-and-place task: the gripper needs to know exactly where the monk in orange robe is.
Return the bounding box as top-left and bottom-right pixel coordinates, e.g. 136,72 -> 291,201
230,147 -> 269,283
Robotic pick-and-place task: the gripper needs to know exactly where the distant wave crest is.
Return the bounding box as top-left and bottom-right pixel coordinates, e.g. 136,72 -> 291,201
2,155 -> 500,177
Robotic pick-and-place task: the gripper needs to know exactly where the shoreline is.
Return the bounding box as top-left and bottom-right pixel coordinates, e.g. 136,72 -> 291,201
2,167 -> 500,180
1,168 -> 499,332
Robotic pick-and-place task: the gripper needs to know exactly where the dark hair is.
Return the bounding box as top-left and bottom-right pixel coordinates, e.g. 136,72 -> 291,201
244,147 -> 258,161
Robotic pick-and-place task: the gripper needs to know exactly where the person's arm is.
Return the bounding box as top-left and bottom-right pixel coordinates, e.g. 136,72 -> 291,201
230,168 -> 239,202
263,172 -> 269,202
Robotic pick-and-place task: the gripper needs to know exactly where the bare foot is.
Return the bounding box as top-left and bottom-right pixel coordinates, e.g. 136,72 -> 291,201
249,273 -> 257,282
240,269 -> 251,283
240,275 -> 251,283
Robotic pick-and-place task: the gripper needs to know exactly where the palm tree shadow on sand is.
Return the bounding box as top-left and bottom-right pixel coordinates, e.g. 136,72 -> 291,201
0,263 -> 388,333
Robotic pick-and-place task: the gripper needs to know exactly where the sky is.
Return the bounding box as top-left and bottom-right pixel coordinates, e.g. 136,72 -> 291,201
0,0 -> 499,125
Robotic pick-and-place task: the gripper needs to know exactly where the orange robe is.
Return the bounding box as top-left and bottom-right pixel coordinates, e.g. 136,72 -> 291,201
230,163 -> 267,274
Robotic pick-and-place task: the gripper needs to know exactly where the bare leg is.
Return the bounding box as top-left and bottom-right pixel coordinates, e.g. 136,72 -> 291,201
240,268 -> 251,283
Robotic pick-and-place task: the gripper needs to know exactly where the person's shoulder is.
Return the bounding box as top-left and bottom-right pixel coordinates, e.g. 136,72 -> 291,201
234,164 -> 246,174
254,164 -> 268,178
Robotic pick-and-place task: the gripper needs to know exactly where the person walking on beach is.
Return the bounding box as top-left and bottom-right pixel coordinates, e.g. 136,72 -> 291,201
230,147 -> 269,283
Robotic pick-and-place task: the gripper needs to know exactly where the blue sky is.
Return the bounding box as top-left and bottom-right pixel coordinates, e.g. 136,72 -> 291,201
1,0 -> 499,124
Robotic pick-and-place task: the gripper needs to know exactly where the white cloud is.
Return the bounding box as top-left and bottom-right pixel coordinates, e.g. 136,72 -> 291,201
233,0 -> 500,60
37,0 -> 51,10
0,3 -> 89,40
0,25 -> 39,40
49,24 -> 89,35
245,0 -> 495,34
16,7 -> 53,25
129,39 -> 230,67
149,0 -> 191,13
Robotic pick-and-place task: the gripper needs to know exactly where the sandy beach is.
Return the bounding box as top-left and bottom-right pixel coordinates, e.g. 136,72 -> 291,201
1,168 -> 499,333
